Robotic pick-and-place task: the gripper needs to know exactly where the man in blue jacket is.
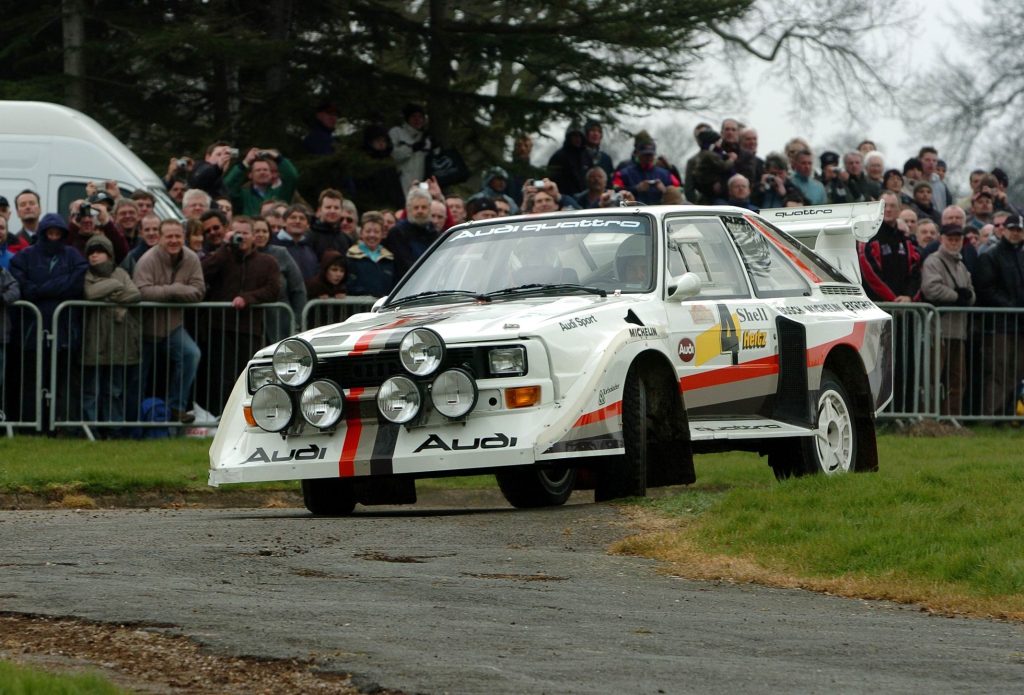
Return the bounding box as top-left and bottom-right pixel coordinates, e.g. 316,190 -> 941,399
9,213 -> 88,430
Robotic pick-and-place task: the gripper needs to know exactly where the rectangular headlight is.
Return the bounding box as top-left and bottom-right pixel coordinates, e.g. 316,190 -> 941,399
488,347 -> 526,376
247,364 -> 277,393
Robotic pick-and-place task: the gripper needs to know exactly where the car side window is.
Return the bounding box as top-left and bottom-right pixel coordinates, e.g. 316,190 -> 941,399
721,215 -> 809,298
665,217 -> 749,298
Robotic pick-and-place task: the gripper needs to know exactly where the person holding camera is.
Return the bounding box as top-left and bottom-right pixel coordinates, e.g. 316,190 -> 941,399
751,152 -> 800,209
199,216 -> 280,416
390,103 -> 432,193
612,139 -> 680,205
223,147 -> 300,217
189,142 -> 237,199
921,224 -> 975,416
163,155 -> 194,192
67,199 -> 130,265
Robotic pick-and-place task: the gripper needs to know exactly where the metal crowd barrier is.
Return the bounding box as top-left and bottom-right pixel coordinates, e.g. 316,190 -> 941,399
5,299 -> 1021,437
1,301 -> 45,436
301,297 -> 378,331
47,301 -> 293,440
875,302 -> 937,420
931,306 -> 1024,423
878,303 -> 1024,423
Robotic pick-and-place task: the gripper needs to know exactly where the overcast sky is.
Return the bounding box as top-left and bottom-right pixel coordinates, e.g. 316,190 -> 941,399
538,1 -> 986,193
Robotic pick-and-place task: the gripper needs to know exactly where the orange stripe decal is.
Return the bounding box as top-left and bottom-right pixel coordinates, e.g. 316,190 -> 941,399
338,387 -> 366,477
573,400 -> 623,428
806,323 -> 867,367
680,355 -> 780,391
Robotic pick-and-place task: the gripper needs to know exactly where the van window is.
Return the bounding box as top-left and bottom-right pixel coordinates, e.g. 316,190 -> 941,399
58,182 -> 132,219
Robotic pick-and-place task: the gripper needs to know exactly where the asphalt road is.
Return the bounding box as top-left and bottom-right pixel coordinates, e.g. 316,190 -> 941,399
1,496 -> 1022,694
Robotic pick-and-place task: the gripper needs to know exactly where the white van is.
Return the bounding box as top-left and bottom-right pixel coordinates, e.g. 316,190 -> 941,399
0,101 -> 182,228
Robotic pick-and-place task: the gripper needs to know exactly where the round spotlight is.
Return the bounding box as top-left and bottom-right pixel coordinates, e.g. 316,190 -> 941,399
399,328 -> 445,377
377,376 -> 421,424
300,380 -> 344,429
251,384 -> 293,432
273,338 -> 315,387
430,369 -> 478,419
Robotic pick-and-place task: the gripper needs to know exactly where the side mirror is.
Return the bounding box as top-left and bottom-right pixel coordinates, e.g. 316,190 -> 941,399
371,296 -> 388,312
666,272 -> 701,302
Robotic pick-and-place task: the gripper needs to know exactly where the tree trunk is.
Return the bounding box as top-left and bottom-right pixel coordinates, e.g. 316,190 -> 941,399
61,0 -> 86,110
426,0 -> 452,148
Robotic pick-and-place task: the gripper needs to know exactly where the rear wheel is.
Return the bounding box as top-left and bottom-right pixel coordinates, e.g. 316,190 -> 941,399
496,465 -> 576,508
594,366 -> 648,501
770,369 -> 857,480
301,477 -> 356,516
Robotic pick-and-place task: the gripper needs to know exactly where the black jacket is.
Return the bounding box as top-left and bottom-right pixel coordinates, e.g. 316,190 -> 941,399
974,238 -> 1024,309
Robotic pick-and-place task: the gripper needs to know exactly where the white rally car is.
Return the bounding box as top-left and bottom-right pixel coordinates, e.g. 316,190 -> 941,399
209,203 -> 892,514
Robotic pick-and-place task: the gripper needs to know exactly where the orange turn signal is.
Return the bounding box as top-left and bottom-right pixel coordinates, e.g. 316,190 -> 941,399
243,405 -> 257,427
505,385 -> 541,409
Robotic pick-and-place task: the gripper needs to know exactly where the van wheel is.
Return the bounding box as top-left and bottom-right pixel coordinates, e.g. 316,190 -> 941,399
301,478 -> 356,516
770,369 -> 857,480
594,366 -> 648,501
496,466 -> 576,508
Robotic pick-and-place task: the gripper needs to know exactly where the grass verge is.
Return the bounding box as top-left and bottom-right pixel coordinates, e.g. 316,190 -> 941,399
615,428 -> 1024,621
0,436 -> 495,501
0,659 -> 124,694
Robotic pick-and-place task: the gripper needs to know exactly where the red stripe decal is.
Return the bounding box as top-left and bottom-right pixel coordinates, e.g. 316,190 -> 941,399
351,317 -> 412,355
338,387 -> 366,477
680,355 -> 780,391
573,400 -> 623,428
806,322 -> 867,368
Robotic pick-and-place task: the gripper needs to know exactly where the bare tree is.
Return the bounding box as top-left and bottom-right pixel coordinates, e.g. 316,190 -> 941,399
706,0 -> 912,128
916,0 -> 1024,175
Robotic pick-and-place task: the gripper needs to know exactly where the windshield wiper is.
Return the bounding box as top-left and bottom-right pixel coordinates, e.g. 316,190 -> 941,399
388,289 -> 490,308
485,283 -> 607,298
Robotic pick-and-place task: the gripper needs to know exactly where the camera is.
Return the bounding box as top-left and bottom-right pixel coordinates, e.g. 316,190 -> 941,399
418,182 -> 430,190
227,147 -> 239,158
533,179 -> 545,188
78,203 -> 93,218
762,175 -> 777,192
175,158 -> 189,169
257,150 -> 272,159
230,233 -> 244,247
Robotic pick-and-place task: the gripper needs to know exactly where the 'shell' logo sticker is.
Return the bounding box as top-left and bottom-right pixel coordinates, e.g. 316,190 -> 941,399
677,338 -> 695,362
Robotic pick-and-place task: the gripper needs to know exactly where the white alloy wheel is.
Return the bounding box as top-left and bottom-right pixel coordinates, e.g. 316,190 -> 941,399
814,385 -> 854,474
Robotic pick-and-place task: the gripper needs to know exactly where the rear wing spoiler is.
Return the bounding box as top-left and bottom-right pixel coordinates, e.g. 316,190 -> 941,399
759,202 -> 883,284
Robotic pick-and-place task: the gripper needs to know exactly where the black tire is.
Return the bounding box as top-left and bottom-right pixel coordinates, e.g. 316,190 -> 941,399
770,369 -> 857,481
301,477 -> 356,516
496,465 -> 576,508
594,366 -> 648,501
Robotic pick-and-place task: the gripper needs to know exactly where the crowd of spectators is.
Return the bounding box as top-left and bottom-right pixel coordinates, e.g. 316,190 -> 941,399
1,104 -> 1023,433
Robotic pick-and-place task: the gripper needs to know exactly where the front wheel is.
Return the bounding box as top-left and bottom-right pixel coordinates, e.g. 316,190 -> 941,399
301,477 -> 356,516
496,465 -> 576,508
770,369 -> 857,480
594,366 -> 648,501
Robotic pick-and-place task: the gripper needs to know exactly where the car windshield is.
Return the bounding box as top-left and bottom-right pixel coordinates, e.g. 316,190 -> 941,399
389,214 -> 654,305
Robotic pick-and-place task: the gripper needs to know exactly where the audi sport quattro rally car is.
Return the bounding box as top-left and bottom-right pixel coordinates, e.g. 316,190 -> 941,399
209,202 -> 892,515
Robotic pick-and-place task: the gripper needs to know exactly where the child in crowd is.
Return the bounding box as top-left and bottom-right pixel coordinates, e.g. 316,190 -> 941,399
305,250 -> 348,299
82,234 -> 141,430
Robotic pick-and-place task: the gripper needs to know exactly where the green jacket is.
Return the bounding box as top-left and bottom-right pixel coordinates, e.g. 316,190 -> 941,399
223,157 -> 300,215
